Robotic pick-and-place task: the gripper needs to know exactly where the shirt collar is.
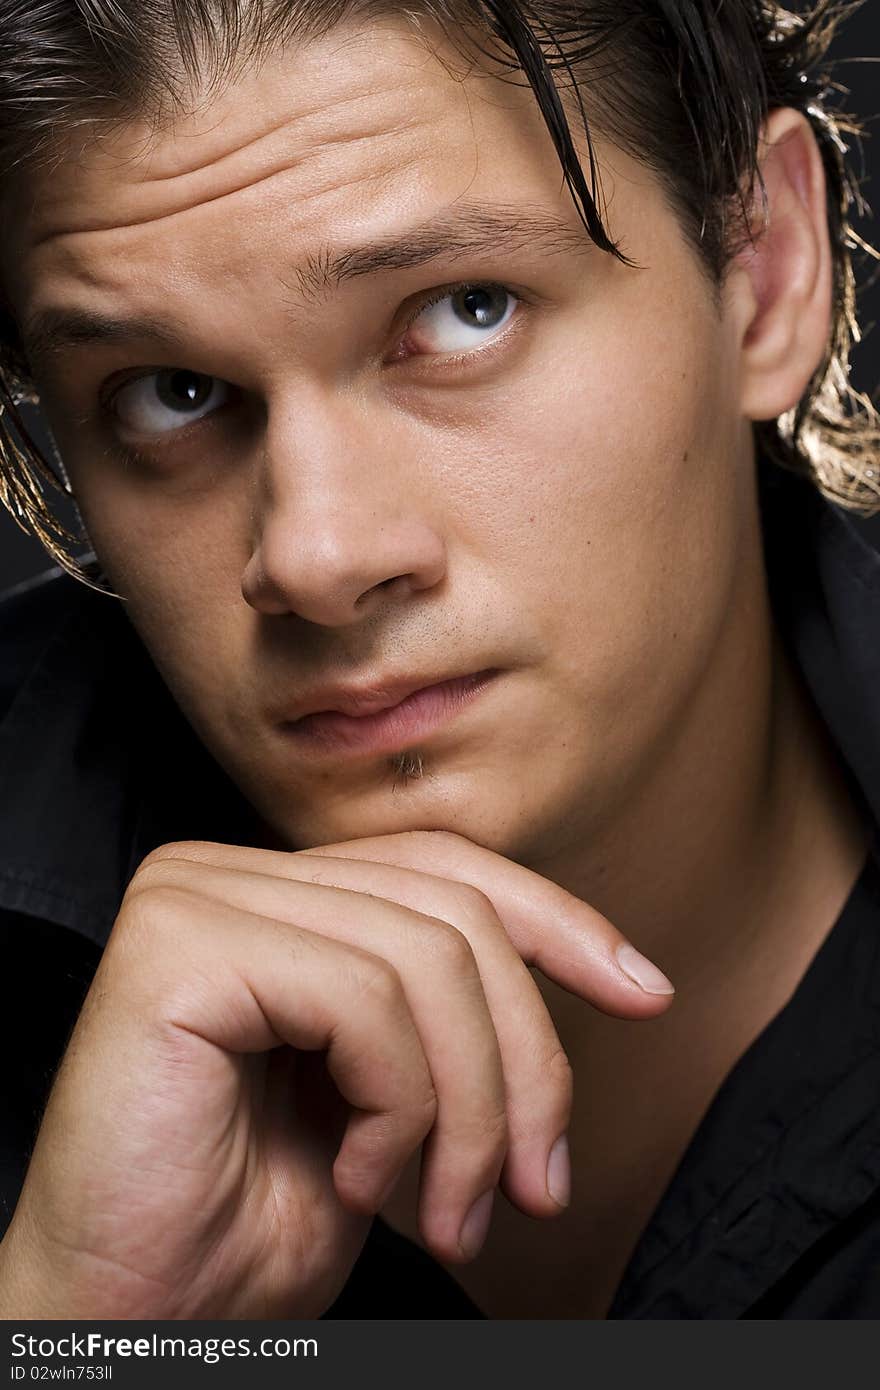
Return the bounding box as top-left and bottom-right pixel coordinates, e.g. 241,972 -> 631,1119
608,845 -> 880,1317
0,576 -> 260,946
0,461 -> 878,947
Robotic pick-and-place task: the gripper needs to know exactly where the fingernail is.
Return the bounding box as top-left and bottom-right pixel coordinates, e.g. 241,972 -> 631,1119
616,943 -> 675,995
458,1189 -> 495,1259
546,1134 -> 571,1207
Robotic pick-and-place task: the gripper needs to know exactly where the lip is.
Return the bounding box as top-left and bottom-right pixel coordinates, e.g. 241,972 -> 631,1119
280,669 -> 501,758
286,671 -> 471,721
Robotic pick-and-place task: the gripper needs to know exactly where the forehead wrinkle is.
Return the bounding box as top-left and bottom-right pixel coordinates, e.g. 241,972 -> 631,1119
28,125 -> 421,251
136,81 -> 427,186
26,78 -> 435,255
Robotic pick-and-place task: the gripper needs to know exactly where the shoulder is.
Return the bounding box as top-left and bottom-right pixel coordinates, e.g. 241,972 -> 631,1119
0,569 -> 124,723
0,565 -> 108,643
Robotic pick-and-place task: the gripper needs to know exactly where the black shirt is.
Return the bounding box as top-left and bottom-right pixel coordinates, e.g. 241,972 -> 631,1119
1,461 -> 879,1319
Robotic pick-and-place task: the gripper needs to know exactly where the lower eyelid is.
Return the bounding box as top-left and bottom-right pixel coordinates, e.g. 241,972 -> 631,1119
104,402 -> 236,455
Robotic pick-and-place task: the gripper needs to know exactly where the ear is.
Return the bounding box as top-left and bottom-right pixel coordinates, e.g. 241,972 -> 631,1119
729,108 -> 833,422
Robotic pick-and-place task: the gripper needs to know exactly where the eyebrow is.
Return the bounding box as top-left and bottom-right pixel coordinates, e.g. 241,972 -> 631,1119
22,202 -> 591,366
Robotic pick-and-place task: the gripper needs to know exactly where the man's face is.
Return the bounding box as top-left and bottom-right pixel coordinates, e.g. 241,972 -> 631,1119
3,16 -> 756,869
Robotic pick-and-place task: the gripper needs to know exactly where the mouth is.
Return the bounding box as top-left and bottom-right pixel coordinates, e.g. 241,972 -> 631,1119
279,669 -> 501,759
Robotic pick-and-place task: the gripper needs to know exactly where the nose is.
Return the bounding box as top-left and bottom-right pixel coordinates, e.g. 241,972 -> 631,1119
240,393 -> 447,626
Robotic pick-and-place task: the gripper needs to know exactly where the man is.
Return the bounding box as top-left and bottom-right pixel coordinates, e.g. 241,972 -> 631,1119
0,0 -> 878,1319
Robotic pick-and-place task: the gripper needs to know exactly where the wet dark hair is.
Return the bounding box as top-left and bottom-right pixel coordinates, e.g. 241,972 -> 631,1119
0,0 -> 877,589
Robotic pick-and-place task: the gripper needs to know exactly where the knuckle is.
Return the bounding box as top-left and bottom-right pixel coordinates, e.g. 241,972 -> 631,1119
420,918 -> 477,974
350,955 -> 405,1012
115,882 -> 196,951
471,1105 -> 509,1161
506,1045 -> 573,1139
546,1045 -> 575,1109
439,881 -> 499,931
127,855 -> 188,897
126,841 -> 223,913
408,1084 -> 440,1139
101,884 -> 196,991
440,1100 -> 508,1154
136,840 -> 213,874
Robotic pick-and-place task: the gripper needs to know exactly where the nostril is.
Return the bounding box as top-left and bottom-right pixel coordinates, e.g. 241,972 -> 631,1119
357,575 -> 405,604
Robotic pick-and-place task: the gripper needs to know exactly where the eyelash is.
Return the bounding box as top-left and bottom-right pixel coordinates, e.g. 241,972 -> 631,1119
95,278 -> 527,465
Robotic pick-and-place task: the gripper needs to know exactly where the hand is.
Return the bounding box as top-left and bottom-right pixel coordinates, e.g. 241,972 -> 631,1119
0,830 -> 673,1320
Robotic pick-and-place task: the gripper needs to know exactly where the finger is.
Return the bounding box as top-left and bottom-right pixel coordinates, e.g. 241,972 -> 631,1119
145,835 -> 675,1016
301,831 -> 676,1014
141,834 -> 572,1217
117,883 -> 440,1228
141,844 -> 572,1220
129,866 -> 510,1258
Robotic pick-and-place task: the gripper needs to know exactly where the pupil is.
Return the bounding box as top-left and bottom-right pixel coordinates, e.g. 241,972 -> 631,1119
459,287 -> 506,327
158,370 -> 211,412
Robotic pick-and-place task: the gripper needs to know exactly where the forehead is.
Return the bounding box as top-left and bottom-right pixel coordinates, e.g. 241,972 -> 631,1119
26,20 -> 458,242
6,16 -> 621,339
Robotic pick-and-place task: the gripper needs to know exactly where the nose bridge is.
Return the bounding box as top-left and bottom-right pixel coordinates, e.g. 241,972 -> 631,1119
242,386 -> 447,623
258,385 -> 411,549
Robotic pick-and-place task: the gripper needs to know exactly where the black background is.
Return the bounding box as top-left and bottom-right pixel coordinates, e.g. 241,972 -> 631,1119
1,3 -> 879,591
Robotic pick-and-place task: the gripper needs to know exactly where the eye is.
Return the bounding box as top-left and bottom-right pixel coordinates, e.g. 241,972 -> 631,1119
403,284 -> 518,356
107,369 -> 230,436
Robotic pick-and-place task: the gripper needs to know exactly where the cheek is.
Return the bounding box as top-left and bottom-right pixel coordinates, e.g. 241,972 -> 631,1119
474,308 -> 747,719
66,466 -> 250,722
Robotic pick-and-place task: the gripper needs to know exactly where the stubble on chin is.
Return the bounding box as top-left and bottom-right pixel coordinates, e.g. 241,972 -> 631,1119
389,748 -> 426,790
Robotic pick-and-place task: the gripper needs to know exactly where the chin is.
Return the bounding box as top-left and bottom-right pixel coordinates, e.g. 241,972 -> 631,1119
250,748 -> 548,859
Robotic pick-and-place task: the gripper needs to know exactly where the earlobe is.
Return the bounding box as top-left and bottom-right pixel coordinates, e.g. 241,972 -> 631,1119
733,108 -> 833,423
